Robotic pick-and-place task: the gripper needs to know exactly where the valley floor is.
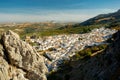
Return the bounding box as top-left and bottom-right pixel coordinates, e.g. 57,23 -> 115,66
26,27 -> 117,71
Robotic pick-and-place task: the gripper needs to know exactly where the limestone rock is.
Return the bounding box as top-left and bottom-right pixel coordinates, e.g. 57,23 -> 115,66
0,44 -> 4,57
0,44 -> 28,80
0,57 -> 28,80
0,57 -> 10,80
0,30 -> 48,80
8,66 -> 28,80
0,43 -> 10,80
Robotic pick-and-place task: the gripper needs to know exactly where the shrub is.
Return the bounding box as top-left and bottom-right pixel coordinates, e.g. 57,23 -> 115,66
24,27 -> 36,33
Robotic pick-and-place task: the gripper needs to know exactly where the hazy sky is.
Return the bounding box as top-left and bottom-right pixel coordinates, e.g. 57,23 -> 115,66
0,0 -> 120,23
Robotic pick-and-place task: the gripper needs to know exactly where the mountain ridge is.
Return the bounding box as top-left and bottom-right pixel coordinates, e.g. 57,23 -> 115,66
80,9 -> 120,26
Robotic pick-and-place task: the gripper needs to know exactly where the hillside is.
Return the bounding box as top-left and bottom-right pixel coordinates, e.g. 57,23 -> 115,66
0,22 -> 104,39
48,30 -> 120,80
80,9 -> 120,26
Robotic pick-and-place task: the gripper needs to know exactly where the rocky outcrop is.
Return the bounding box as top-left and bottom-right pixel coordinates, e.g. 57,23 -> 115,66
0,30 -> 48,80
0,56 -> 9,80
0,44 -> 29,80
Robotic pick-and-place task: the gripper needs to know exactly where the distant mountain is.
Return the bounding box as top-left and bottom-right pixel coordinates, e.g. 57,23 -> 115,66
80,9 -> 120,26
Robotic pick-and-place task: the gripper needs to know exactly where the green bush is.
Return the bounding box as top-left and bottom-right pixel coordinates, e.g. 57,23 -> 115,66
72,44 -> 108,60
24,27 -> 36,33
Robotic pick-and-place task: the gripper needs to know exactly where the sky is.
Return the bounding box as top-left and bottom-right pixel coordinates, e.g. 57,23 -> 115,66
0,0 -> 120,23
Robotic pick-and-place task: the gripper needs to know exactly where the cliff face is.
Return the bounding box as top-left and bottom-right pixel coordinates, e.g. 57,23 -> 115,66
0,30 -> 48,80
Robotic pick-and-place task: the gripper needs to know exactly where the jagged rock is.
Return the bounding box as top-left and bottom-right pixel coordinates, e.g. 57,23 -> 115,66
0,43 -> 10,80
0,44 -> 28,80
0,57 -> 28,80
0,30 -> 48,80
0,57 -> 10,80
0,44 -> 4,57
8,66 -> 28,80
